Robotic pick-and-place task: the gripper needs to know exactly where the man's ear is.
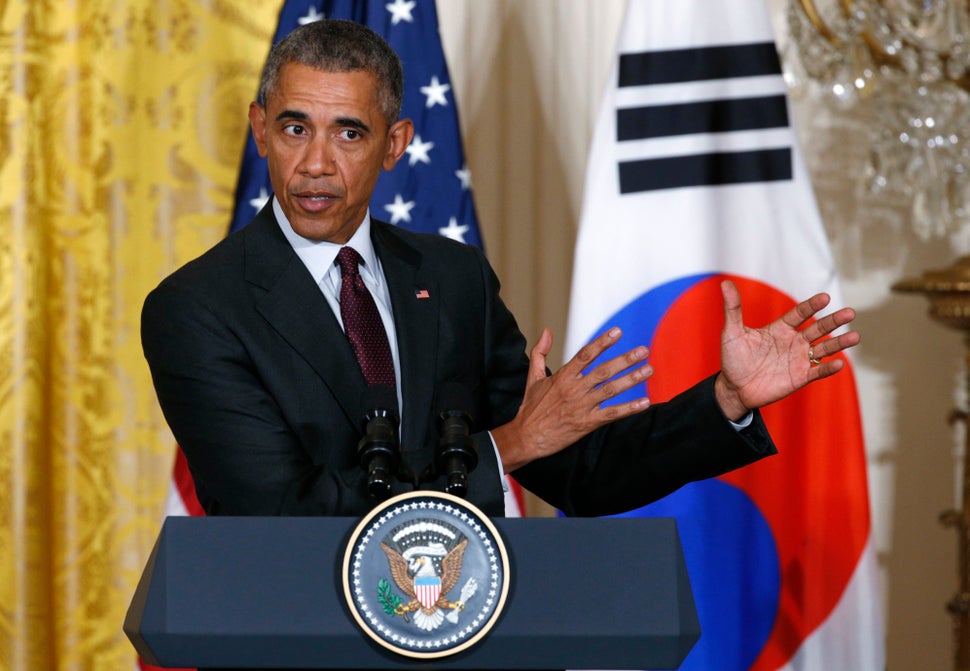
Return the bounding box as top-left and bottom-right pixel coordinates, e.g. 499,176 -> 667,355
249,101 -> 269,158
383,118 -> 415,170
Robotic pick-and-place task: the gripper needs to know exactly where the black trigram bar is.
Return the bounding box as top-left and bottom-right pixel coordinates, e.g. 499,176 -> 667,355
618,42 -> 782,87
617,95 -> 789,141
618,148 -> 792,194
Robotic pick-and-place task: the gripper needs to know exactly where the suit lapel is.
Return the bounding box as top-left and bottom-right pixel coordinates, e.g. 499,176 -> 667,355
243,206 -> 366,429
239,209 -> 441,450
372,222 -> 438,454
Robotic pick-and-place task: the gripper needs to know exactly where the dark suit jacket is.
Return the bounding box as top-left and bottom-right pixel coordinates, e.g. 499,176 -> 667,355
142,204 -> 775,519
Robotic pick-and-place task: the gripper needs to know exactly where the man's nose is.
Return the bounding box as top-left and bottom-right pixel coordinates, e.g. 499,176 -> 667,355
301,137 -> 337,176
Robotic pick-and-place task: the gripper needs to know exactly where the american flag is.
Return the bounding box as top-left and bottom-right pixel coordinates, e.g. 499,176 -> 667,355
230,0 -> 482,246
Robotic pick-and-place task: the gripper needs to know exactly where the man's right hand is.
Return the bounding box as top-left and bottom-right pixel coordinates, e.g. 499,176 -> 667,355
490,327 -> 652,472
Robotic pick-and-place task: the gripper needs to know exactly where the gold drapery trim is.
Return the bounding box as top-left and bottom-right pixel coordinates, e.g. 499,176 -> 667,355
0,2 -> 280,669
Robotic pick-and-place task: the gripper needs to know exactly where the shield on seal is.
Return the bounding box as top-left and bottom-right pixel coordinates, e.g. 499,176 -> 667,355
414,575 -> 442,610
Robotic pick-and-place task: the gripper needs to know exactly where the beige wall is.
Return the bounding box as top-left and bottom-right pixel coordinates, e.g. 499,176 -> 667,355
437,0 -> 623,367
438,1 -> 963,668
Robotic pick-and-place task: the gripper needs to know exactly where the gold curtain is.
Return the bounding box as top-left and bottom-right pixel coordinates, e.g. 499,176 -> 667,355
0,2 -> 282,669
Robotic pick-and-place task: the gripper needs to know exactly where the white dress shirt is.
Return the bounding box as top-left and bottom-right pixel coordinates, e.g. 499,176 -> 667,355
273,198 -> 403,413
272,199 -> 512,500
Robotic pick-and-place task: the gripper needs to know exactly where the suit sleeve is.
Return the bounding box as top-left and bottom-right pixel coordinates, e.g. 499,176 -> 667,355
458,246 -> 778,516
142,280 -> 362,516
511,373 -> 776,516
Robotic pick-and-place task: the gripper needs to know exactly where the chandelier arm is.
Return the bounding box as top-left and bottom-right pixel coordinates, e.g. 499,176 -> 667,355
798,0 -> 923,65
856,2 -> 970,91
799,0 -> 843,44
800,0 -> 962,83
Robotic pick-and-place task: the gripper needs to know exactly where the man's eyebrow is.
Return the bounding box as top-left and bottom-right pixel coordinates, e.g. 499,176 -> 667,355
335,116 -> 371,133
272,111 -> 371,134
274,109 -> 309,122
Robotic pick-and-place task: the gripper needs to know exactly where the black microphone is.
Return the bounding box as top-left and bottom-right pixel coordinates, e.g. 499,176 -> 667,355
358,385 -> 400,501
435,381 -> 478,498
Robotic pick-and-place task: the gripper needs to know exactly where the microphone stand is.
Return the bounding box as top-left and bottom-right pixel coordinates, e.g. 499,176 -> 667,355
358,386 -> 401,501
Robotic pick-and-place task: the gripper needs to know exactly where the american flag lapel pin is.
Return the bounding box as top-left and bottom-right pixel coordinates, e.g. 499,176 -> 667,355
415,288 -> 430,299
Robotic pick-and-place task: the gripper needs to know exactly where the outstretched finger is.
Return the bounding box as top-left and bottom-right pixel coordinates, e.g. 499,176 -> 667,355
781,292 -> 832,330
801,307 -> 857,343
721,279 -> 744,338
562,327 -> 624,376
593,393 -> 652,422
591,356 -> 652,407
807,356 -> 845,382
808,329 -> 861,360
527,328 -> 554,382
584,344 -> 651,394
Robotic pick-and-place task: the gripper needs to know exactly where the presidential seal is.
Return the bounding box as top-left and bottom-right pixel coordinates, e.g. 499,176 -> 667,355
342,491 -> 510,659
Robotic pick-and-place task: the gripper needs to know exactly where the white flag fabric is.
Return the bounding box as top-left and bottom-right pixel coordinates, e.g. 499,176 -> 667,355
565,1 -> 883,669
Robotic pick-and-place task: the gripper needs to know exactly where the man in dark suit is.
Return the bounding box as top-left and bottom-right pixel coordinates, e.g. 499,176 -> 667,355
141,19 -> 860,520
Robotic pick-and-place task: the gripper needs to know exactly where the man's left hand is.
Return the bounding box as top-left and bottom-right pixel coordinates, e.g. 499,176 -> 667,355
714,279 -> 861,421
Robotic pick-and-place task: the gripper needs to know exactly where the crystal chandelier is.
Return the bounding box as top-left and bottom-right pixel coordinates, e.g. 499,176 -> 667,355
784,0 -> 970,240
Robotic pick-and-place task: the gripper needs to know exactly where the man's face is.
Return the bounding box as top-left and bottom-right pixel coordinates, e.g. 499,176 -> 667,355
249,63 -> 413,243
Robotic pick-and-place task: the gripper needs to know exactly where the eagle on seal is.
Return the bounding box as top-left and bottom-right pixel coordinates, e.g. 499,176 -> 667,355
380,538 -> 478,631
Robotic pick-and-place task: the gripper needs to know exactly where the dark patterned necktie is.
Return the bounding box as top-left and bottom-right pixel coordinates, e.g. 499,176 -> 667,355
335,247 -> 396,388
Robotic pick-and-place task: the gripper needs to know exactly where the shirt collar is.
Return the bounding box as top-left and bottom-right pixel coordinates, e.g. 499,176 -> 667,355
272,197 -> 380,284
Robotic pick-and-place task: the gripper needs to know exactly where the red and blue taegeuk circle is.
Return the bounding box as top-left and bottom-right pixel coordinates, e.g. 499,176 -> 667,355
586,274 -> 869,671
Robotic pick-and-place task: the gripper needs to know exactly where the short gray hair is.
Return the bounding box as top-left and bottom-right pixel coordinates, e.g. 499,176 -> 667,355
258,19 -> 404,126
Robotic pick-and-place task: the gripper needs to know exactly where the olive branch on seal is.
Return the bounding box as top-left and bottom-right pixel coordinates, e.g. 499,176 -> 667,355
377,577 -> 408,621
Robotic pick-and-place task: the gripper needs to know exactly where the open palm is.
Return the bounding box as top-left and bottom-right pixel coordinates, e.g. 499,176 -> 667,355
716,279 -> 860,418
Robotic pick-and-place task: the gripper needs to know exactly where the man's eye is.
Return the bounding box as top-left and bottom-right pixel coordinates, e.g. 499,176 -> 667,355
283,125 -> 306,136
340,129 -> 361,140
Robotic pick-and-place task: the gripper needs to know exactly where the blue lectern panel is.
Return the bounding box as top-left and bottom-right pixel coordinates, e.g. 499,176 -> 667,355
125,516 -> 698,669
